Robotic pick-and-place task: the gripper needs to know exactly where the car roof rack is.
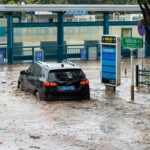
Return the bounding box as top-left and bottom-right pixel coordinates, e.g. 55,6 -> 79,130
36,61 -> 50,67
36,61 -> 43,64
62,60 -> 77,67
36,61 -> 80,69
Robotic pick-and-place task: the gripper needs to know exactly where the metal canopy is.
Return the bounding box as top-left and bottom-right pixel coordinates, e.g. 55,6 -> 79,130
0,4 -> 140,12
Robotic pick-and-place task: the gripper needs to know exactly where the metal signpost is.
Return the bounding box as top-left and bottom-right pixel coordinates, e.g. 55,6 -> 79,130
122,37 -> 143,101
101,35 -> 121,91
138,19 -> 145,37
137,19 -> 145,70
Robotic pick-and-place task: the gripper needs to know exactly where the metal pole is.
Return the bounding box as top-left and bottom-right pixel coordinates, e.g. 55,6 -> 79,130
131,49 -> 134,101
32,47 -> 34,64
136,65 -> 139,87
142,36 -> 144,70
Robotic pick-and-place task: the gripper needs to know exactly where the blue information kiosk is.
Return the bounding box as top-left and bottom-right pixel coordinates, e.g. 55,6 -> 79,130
101,35 -> 121,89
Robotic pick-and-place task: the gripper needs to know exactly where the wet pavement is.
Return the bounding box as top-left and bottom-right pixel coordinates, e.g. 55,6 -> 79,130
0,59 -> 150,150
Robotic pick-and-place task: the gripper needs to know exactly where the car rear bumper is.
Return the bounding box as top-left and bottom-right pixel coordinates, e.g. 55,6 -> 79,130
43,86 -> 90,100
46,94 -> 90,100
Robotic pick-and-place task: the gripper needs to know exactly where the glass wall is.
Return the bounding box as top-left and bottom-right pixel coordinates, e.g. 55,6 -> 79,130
64,26 -> 103,44
13,26 -> 139,46
14,27 -> 57,46
109,26 -> 140,37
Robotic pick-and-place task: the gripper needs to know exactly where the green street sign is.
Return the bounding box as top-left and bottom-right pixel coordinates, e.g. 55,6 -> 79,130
122,37 -> 143,49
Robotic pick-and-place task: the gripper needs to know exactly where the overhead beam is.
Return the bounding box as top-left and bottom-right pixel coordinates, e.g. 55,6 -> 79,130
63,22 -> 103,27
0,4 -> 141,12
109,21 -> 138,26
13,22 -> 58,28
13,21 -> 138,28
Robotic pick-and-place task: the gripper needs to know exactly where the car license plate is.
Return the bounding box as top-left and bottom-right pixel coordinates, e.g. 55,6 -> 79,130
58,86 -> 75,91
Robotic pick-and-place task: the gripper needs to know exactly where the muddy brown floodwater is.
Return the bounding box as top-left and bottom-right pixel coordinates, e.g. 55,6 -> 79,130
0,59 -> 150,150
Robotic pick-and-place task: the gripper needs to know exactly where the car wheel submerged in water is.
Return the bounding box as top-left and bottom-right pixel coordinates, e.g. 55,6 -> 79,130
18,61 -> 90,101
18,82 -> 24,91
34,91 -> 41,100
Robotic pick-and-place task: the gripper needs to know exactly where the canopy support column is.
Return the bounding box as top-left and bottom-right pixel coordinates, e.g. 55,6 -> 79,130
103,12 -> 109,34
57,12 -> 64,63
7,12 -> 14,64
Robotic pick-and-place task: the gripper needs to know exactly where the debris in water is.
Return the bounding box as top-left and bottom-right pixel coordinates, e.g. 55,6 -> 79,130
29,134 -> 41,139
29,146 -> 40,149
2,80 -> 6,84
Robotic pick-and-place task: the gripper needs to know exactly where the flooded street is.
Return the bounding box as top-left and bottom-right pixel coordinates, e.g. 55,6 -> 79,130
0,60 -> 150,150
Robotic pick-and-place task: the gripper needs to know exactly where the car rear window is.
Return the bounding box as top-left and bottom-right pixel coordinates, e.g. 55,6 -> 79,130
48,69 -> 85,82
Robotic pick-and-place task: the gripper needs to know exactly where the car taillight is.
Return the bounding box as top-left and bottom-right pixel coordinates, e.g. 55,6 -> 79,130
42,82 -> 58,87
80,80 -> 89,85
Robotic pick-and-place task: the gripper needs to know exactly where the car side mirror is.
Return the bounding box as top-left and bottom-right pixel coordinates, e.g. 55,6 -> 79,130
20,70 -> 26,75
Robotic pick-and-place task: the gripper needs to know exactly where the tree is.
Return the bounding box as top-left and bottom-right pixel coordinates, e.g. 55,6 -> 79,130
137,0 -> 150,44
